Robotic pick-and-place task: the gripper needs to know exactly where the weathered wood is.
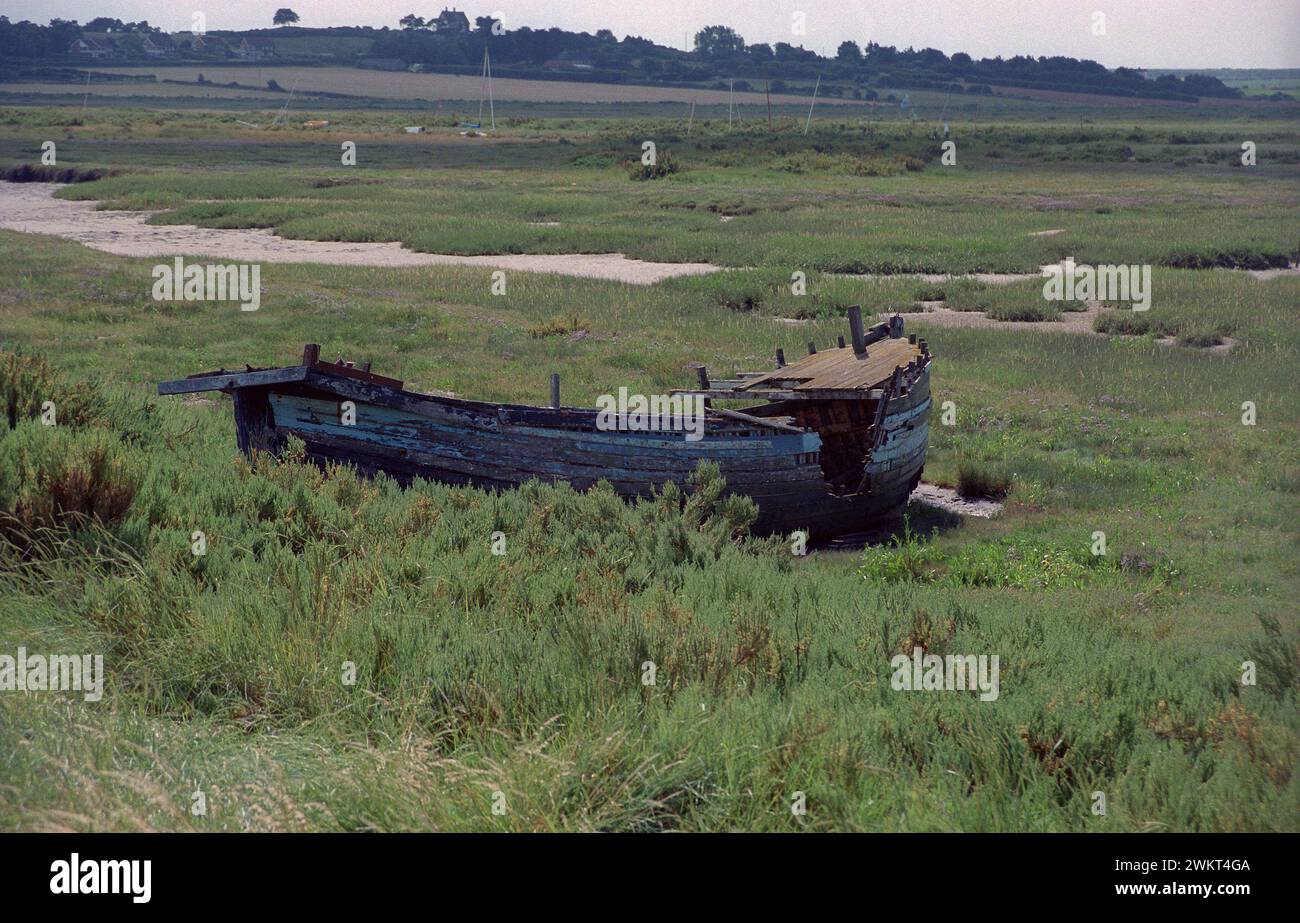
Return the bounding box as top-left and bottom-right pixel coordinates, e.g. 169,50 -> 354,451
706,406 -> 806,434
848,305 -> 866,354
158,366 -> 309,395
231,387 -> 279,456
550,372 -> 560,409
672,387 -> 885,401
159,331 -> 932,539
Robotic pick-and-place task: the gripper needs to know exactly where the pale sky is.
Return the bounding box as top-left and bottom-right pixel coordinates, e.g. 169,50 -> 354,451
6,0 -> 1300,68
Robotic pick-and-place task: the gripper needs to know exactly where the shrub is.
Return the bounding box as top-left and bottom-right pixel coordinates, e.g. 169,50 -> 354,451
0,164 -> 116,183
527,312 -> 588,338
0,424 -> 142,541
629,149 -> 681,180
1093,312 -> 1152,336
956,458 -> 1011,499
2,351 -> 105,431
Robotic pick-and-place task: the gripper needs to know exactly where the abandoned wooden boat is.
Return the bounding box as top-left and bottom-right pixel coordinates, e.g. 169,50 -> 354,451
157,307 -> 932,538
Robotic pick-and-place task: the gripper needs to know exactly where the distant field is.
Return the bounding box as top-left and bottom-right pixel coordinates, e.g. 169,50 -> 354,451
100,65 -> 862,106
1148,68 -> 1300,101
0,82 -> 291,102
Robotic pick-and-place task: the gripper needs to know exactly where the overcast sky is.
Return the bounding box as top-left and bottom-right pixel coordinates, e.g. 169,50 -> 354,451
7,1 -> 1300,68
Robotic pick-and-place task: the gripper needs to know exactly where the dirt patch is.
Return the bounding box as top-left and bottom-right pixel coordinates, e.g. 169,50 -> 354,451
1155,334 -> 1237,355
0,183 -> 720,285
821,483 -> 1003,550
1245,264 -> 1300,281
910,483 -> 1004,519
836,270 -> 1043,285
886,300 -> 1108,335
1028,228 -> 1065,237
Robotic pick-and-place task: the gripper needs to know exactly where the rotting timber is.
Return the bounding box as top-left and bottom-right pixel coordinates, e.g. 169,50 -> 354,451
158,307 -> 932,538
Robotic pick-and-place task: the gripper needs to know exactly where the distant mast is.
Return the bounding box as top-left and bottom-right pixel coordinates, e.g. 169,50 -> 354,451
478,47 -> 495,131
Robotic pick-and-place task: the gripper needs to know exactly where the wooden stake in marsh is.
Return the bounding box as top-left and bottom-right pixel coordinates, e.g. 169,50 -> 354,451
848,305 -> 867,354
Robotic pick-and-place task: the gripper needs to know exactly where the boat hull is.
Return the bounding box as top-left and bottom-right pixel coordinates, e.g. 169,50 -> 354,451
251,367 -> 930,539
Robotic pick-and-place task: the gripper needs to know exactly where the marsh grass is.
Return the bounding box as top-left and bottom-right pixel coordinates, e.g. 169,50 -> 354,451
0,102 -> 1297,832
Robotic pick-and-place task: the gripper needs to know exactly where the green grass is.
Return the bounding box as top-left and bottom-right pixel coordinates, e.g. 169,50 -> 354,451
0,102 -> 1297,832
2,105 -> 1297,274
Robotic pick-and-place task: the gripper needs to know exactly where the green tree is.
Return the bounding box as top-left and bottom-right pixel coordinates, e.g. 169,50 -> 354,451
694,25 -> 744,57
272,8 -> 299,27
400,14 -> 426,30
836,40 -> 861,62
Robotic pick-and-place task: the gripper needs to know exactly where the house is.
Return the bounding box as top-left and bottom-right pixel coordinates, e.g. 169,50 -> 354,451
235,36 -> 276,60
183,34 -> 230,56
432,8 -> 471,33
141,33 -> 176,57
68,36 -> 119,59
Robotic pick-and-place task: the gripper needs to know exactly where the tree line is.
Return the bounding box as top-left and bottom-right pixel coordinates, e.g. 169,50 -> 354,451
0,14 -> 1244,102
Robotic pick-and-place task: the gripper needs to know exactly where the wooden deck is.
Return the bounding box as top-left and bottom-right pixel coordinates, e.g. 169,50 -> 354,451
735,338 -> 924,394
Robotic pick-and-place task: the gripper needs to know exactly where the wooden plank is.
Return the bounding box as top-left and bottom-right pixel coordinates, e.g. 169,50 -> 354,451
158,366 -> 309,395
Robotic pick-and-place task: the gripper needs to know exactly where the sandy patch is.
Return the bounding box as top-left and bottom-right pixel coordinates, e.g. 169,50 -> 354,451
834,270 -> 1044,285
887,300 -> 1108,334
837,259 -> 1291,285
910,483 -> 1003,519
822,483 -> 1003,549
0,183 -> 719,285
895,303 -> 1234,353
1028,228 -> 1065,237
1245,265 -> 1300,281
1155,334 -> 1237,355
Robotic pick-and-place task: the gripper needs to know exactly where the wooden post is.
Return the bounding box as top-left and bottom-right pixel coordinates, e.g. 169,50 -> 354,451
848,305 -> 866,355
807,341 -> 816,355
302,343 -> 320,366
232,388 -> 280,457
775,348 -> 786,368
908,333 -> 917,344
695,365 -> 710,390
837,335 -> 846,349
550,372 -> 560,409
